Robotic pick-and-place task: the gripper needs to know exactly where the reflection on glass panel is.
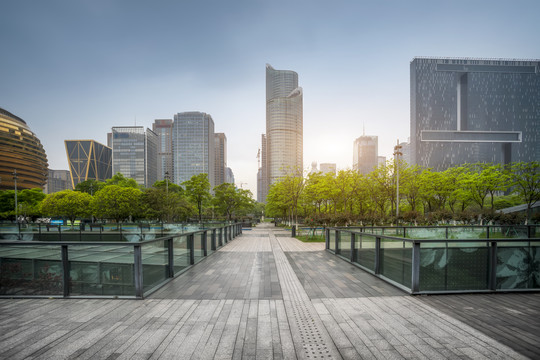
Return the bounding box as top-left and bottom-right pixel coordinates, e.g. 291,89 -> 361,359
380,239 -> 411,288
328,231 -> 335,252
142,240 -> 168,292
0,245 -> 63,296
173,235 -> 189,274
406,228 -> 446,240
496,242 -> 540,290
194,233 -> 204,263
339,232 -> 351,259
355,233 -> 376,271
69,245 -> 134,296
419,242 -> 489,291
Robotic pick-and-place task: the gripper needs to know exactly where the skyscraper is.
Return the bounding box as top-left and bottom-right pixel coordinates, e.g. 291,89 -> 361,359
172,112 -> 215,187
264,64 -> 303,192
65,140 -> 112,188
44,169 -> 72,194
411,57 -> 540,170
152,119 -> 173,181
111,126 -> 157,187
214,133 -> 227,186
353,135 -> 378,174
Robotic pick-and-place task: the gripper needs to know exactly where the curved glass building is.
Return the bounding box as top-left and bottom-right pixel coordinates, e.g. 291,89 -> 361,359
0,107 -> 48,190
264,64 -> 303,197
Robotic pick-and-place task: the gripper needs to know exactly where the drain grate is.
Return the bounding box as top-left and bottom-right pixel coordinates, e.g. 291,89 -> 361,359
291,300 -> 333,359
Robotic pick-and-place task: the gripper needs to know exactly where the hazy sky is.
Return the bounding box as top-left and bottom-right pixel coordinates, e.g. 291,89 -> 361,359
1,0 -> 539,195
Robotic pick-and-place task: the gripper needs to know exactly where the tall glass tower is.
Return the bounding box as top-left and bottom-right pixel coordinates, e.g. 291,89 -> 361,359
172,112 -> 215,187
265,64 -> 303,194
111,126 -> 157,187
411,57 -> 540,170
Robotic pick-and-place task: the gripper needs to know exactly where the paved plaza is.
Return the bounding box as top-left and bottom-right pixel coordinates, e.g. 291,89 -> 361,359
1,223 -> 539,359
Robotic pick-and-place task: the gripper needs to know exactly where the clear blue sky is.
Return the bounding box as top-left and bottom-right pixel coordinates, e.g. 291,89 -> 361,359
1,0 -> 539,195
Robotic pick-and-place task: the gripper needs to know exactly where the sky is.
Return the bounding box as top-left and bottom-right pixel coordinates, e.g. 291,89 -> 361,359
1,0 -> 539,196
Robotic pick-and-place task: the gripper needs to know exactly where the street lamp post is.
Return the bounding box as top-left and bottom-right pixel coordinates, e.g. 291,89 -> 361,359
393,140 -> 402,223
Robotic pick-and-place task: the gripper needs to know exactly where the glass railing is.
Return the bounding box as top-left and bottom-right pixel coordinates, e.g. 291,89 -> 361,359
326,226 -> 540,294
0,223 -> 243,298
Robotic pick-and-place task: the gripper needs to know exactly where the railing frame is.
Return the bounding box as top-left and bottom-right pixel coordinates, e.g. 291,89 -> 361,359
326,226 -> 540,295
0,223 -> 243,300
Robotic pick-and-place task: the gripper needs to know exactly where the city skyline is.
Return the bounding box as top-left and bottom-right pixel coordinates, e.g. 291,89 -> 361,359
1,0 -> 539,195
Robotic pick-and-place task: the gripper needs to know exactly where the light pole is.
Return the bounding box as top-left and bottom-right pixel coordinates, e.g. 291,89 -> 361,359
13,169 -> 18,222
393,140 -> 402,223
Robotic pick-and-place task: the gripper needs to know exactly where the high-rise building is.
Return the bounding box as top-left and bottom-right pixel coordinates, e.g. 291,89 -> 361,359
0,107 -> 48,190
65,140 -> 112,188
411,57 -> 540,170
214,133 -> 227,186
172,112 -> 215,187
353,135 -> 378,174
44,169 -> 72,194
265,64 -> 303,190
111,126 -> 157,187
225,167 -> 235,185
320,163 -> 336,175
152,119 -> 173,181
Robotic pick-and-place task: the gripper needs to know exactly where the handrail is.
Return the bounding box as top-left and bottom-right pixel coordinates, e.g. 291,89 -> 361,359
0,223 -> 244,299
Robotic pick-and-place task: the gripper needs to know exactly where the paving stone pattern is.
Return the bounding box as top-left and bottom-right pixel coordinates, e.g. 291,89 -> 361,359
0,223 -> 538,359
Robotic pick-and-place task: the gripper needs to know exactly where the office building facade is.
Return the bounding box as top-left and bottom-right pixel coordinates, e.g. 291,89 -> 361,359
214,133 -> 227,186
44,169 -> 72,194
172,112 -> 215,187
152,119 -> 173,181
264,64 -> 303,192
411,57 -> 540,170
65,140 -> 112,188
353,135 -> 378,174
111,127 -> 157,187
0,107 -> 48,190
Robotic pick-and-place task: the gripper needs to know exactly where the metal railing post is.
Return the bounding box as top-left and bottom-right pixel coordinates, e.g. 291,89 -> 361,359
411,242 -> 420,294
335,230 -> 340,255
486,226 -> 490,239
219,228 -> 223,247
167,238 -> 174,278
203,231 -> 208,257
188,234 -> 195,265
61,245 -> 69,297
325,228 -> 330,249
489,241 -> 497,290
211,229 -> 216,251
350,232 -> 356,263
224,227 -> 228,243
134,245 -> 143,298
374,236 -> 381,275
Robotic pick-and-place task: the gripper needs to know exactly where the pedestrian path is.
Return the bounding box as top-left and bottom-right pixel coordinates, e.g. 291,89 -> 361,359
0,223 -> 538,359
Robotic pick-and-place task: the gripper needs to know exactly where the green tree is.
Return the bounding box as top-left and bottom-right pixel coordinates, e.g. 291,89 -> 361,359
105,173 -> 139,188
142,185 -> 192,222
510,161 -> 540,221
75,179 -> 105,195
40,190 -> 93,225
183,173 -> 211,222
92,185 -> 142,222
213,183 -> 255,220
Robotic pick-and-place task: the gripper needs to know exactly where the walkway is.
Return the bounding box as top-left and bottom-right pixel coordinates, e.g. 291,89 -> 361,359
0,223 -> 538,359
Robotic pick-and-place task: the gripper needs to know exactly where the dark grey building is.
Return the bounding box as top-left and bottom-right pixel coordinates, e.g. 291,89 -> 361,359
410,57 -> 540,170
111,127 -> 157,187
172,112 -> 215,187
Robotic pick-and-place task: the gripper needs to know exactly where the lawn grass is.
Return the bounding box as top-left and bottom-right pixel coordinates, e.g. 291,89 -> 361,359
295,234 -> 326,242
